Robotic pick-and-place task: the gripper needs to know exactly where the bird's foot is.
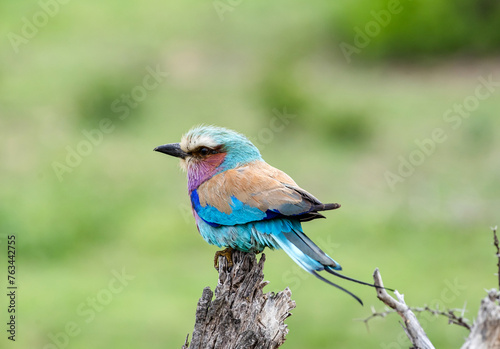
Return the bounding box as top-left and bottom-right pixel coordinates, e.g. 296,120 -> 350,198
214,247 -> 234,270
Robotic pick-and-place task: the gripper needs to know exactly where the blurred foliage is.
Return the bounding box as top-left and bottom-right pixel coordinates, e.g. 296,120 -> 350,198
1,1 -> 499,349
330,0 -> 500,60
77,75 -> 140,126
316,109 -> 373,145
258,67 -> 310,117
257,63 -> 374,147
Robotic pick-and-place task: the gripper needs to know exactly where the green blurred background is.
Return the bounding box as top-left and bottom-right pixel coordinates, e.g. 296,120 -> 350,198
1,0 -> 500,348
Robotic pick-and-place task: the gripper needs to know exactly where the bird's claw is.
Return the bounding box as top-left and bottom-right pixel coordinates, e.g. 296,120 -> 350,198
214,247 -> 234,270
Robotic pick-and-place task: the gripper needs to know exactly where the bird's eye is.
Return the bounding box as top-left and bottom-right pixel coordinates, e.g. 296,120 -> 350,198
199,147 -> 210,156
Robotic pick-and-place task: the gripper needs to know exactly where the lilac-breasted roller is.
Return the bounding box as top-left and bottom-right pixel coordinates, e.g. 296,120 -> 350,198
154,125 -> 380,304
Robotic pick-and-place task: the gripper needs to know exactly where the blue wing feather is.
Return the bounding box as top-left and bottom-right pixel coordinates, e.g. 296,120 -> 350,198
191,189 -> 310,226
191,189 -> 268,226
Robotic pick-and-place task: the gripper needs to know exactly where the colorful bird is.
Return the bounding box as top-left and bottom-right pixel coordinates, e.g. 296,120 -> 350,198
155,125 -> 379,304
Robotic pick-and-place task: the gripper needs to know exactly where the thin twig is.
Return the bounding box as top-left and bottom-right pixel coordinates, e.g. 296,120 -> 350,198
358,304 -> 471,331
492,226 -> 500,290
182,334 -> 189,349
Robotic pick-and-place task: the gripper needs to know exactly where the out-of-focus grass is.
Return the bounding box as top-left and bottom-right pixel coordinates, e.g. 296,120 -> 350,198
1,1 -> 499,348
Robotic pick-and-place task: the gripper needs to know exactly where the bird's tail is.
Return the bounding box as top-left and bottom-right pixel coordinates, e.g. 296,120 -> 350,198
270,223 -> 386,305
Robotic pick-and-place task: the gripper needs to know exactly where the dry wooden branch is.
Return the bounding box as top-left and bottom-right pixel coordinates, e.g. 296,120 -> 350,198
373,268 -> 435,349
182,250 -> 296,349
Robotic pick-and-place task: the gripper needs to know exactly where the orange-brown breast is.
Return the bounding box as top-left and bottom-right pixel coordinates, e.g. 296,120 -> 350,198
196,160 -> 302,214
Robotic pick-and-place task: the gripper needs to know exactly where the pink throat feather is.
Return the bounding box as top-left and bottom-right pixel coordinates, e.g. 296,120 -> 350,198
187,153 -> 226,192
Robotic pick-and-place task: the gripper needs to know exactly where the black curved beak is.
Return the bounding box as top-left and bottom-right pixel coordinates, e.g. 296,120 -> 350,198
154,143 -> 188,159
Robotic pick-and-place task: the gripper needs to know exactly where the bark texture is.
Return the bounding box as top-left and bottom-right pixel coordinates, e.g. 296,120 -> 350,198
461,290 -> 500,349
182,250 -> 296,349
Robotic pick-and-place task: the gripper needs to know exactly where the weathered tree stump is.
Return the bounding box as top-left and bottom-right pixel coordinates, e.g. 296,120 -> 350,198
182,250 -> 296,349
461,290 -> 500,349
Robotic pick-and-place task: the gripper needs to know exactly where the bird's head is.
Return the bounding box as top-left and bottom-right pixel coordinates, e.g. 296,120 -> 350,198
155,125 -> 262,191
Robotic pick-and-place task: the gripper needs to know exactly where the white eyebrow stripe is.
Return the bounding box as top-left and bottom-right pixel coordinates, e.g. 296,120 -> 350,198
180,134 -> 219,153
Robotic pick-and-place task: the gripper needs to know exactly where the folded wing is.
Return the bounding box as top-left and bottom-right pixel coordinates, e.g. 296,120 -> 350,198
191,160 -> 340,226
